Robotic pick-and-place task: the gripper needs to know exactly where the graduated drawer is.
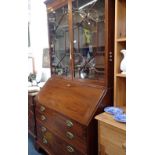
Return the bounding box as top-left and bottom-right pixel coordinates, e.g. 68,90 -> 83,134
36,122 -> 85,155
36,104 -> 87,153
99,122 -> 126,155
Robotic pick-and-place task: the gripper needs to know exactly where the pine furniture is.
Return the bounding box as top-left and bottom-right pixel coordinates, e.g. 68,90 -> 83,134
114,0 -> 126,108
95,112 -> 126,155
95,0 -> 126,154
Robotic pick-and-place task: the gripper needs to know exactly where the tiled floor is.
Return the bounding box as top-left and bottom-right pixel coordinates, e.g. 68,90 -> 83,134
28,135 -> 46,155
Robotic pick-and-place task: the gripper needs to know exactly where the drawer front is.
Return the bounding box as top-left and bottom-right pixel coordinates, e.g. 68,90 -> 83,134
36,104 -> 86,139
36,104 -> 87,153
99,122 -> 126,155
36,122 -> 85,155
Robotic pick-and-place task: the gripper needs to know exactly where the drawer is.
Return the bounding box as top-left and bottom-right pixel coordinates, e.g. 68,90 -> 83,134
36,104 -> 87,153
99,122 -> 126,155
36,104 -> 86,138
36,122 -> 85,155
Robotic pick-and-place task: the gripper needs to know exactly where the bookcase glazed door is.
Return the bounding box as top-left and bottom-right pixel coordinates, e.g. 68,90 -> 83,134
72,0 -> 105,81
47,2 -> 71,77
46,0 -> 115,88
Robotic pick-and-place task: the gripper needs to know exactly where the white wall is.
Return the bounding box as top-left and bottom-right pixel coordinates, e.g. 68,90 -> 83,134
29,0 -> 50,82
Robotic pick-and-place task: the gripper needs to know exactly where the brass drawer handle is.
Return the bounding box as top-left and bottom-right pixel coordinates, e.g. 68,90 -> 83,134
41,115 -> 46,121
66,131 -> 74,140
66,84 -> 71,87
41,126 -> 47,132
66,120 -> 73,128
42,137 -> 48,144
122,142 -> 126,150
66,145 -> 74,153
40,106 -> 45,112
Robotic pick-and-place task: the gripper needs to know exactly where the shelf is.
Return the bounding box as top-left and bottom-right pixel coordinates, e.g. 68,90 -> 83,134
116,73 -> 126,78
116,37 -> 126,42
114,0 -> 126,107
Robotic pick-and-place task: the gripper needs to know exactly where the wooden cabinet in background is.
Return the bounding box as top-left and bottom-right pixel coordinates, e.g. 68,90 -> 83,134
114,0 -> 126,108
28,92 -> 38,138
95,113 -> 126,155
96,1 -> 126,155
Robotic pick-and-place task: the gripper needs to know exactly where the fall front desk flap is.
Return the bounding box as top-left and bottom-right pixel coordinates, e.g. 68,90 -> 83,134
36,77 -> 105,126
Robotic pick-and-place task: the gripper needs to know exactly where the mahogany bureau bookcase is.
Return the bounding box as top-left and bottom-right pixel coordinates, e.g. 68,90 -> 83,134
35,0 -> 115,154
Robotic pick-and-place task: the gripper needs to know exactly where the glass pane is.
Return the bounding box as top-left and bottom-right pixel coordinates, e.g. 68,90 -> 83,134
48,5 -> 70,77
73,0 -> 105,80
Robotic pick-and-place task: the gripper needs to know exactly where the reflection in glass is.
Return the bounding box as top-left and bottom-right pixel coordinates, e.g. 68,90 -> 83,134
47,0 -> 105,80
73,0 -> 105,80
48,5 -> 70,77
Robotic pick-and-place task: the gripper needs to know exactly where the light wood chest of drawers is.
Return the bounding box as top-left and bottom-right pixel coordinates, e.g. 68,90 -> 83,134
95,113 -> 126,155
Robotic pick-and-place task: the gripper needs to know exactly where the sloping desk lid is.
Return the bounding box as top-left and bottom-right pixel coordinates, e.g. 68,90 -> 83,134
37,77 -> 105,126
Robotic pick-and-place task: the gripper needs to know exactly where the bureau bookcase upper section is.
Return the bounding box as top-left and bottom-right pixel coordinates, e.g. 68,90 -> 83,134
44,0 -> 115,87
